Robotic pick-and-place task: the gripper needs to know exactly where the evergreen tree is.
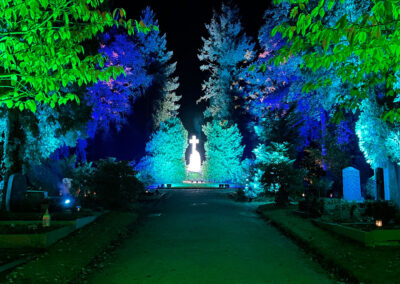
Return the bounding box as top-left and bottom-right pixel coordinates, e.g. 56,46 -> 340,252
135,7 -> 181,128
259,142 -> 306,205
137,118 -> 188,184
202,120 -> 244,183
198,3 -> 254,120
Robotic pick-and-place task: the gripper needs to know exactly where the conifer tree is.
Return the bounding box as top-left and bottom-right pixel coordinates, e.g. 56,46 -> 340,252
137,118 -> 188,184
202,120 -> 244,183
135,7 -> 181,128
198,3 -> 254,120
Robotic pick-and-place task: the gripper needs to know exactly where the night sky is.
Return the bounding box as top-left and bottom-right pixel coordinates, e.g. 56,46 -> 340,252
87,0 -> 272,162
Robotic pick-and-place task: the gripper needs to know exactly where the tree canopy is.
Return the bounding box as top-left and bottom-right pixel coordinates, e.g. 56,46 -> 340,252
0,0 -> 154,112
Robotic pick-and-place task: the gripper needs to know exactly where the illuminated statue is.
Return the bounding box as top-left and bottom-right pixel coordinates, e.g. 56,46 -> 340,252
187,135 -> 202,173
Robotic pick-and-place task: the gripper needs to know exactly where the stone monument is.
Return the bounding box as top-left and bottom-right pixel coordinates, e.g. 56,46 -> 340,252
343,167 -> 362,201
5,174 -> 28,211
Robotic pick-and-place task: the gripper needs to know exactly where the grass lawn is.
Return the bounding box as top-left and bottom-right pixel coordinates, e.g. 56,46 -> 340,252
257,204 -> 400,283
0,211 -> 138,283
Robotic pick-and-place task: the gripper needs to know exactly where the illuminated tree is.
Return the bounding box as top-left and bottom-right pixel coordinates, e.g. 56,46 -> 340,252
87,30 -> 152,137
260,142 -> 306,205
270,0 -> 400,121
135,7 -> 181,128
0,0 -> 154,208
198,3 -> 254,120
202,120 -> 244,183
0,0 -> 151,111
138,118 -> 188,184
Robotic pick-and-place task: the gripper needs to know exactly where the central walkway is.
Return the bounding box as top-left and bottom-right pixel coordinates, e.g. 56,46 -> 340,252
88,189 -> 333,283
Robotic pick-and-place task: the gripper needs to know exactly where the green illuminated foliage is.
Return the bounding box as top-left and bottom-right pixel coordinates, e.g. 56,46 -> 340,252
0,0 -> 155,112
272,0 -> 400,121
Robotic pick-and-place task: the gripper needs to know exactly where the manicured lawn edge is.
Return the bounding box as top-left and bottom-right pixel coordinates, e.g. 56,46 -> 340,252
257,205 -> 400,284
1,211 -> 139,283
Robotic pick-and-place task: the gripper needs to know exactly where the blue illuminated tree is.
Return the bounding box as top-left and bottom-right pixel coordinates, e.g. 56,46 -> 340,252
87,30 -> 152,137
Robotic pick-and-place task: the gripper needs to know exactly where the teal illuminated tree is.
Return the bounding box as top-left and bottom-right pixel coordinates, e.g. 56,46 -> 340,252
137,118 -> 188,184
202,120 -> 245,183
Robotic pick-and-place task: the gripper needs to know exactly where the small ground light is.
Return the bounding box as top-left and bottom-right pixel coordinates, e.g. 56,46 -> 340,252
375,220 -> 383,227
301,193 -> 306,197
64,199 -> 71,205
329,193 -> 333,198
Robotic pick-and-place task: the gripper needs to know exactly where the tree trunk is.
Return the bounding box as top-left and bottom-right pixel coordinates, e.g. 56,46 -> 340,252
1,109 -> 25,211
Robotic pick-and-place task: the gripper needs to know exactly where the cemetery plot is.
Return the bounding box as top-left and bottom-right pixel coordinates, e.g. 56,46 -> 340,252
0,212 -> 102,248
313,220 -> 400,247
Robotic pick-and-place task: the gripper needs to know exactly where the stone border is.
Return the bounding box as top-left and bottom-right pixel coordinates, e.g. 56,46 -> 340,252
0,214 -> 101,248
313,220 -> 400,247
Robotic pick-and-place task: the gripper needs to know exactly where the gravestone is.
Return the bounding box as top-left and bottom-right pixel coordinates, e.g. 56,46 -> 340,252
377,161 -> 400,207
5,174 -> 27,211
343,167 -> 362,201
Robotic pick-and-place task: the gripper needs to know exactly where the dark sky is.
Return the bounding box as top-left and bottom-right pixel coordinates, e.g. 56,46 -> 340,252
87,0 -> 272,162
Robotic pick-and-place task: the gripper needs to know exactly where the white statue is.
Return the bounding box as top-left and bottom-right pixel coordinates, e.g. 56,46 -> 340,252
187,135 -> 201,172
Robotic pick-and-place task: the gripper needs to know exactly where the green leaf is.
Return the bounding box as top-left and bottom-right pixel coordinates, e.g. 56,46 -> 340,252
311,7 -> 320,18
26,100 -> 37,113
319,8 -> 325,18
5,100 -> 13,109
74,95 -> 80,104
328,0 -> 335,10
290,7 -> 298,18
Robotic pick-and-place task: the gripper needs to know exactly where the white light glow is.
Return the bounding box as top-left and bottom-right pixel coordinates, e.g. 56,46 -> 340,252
187,135 -> 202,173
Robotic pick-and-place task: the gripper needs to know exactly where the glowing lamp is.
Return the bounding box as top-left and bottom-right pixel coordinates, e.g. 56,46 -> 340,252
301,193 -> 306,197
64,199 -> 71,205
375,220 -> 383,227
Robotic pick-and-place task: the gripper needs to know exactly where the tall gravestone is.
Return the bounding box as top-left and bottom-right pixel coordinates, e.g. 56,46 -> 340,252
343,167 -> 362,201
5,174 -> 27,211
380,161 -> 400,207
